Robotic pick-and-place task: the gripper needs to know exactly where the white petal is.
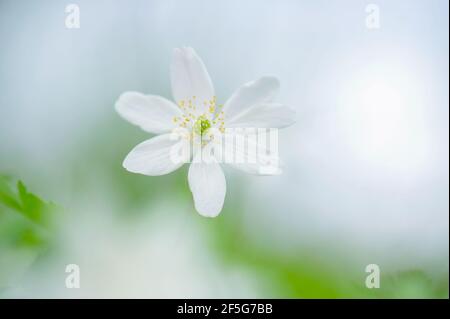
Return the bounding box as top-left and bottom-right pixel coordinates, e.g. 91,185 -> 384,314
188,155 -> 226,217
123,134 -> 189,176
171,47 -> 215,114
223,132 -> 282,175
223,77 -> 280,122
115,92 -> 182,134
227,103 -> 296,128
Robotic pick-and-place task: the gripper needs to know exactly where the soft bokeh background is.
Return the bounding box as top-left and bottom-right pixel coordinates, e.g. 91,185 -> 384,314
0,0 -> 448,298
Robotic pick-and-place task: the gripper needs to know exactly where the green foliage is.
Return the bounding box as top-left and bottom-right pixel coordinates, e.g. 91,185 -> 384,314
0,175 -> 57,249
0,175 -> 61,292
379,270 -> 449,299
203,192 -> 449,298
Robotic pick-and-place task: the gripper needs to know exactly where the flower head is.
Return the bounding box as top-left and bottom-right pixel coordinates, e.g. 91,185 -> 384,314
115,47 -> 295,217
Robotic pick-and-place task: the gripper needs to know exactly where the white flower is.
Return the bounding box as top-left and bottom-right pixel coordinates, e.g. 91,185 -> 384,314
115,47 -> 295,217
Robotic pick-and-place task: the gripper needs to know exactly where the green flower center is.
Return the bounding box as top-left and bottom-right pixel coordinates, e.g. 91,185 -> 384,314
193,115 -> 211,135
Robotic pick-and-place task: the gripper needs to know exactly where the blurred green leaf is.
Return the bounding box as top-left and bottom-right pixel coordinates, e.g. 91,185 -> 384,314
0,175 -> 58,249
0,175 -> 62,293
380,270 -> 448,299
0,176 -> 21,212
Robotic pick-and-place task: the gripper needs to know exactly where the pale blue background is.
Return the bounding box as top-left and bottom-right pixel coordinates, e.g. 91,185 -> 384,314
0,0 -> 448,297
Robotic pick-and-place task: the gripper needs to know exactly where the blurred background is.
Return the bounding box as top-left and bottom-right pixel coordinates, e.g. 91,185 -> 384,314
0,0 -> 448,298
